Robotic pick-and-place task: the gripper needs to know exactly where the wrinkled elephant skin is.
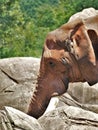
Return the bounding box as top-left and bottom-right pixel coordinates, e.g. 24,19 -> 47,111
27,13 -> 98,118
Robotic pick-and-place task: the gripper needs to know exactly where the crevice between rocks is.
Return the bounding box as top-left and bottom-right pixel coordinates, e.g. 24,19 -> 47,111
0,68 -> 19,84
63,111 -> 98,127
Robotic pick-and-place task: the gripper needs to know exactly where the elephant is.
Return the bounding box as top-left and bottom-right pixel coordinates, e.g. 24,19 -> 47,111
27,14 -> 98,119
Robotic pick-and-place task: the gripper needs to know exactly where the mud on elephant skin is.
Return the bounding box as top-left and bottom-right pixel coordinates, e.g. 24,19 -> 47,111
27,9 -> 98,119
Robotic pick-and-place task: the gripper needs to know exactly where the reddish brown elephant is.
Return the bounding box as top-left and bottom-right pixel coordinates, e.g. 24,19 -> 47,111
27,14 -> 98,118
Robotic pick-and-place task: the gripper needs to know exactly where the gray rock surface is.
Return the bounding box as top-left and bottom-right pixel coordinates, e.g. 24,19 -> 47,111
5,106 -> 42,130
39,106 -> 98,130
0,106 -> 42,130
0,57 -> 40,113
58,83 -> 98,114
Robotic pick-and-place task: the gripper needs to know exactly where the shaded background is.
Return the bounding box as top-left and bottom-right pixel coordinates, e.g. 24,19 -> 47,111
0,0 -> 98,58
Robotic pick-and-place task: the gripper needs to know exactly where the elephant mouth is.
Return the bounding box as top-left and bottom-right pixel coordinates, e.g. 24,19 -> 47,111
51,77 -> 69,97
62,78 -> 69,91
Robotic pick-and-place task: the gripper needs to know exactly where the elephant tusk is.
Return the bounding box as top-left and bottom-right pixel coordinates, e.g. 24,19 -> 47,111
51,92 -> 59,97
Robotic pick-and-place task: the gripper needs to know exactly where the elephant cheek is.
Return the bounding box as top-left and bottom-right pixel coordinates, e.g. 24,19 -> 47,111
51,78 -> 69,96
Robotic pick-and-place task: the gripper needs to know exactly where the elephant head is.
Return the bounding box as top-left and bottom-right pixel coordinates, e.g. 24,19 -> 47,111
27,15 -> 98,118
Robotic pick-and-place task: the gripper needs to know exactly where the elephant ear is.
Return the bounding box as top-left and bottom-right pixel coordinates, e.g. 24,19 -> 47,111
69,18 -> 96,66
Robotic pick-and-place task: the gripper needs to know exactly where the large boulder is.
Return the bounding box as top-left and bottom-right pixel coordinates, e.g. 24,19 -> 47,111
57,83 -> 98,114
0,57 -> 40,113
0,106 -> 42,130
39,106 -> 98,130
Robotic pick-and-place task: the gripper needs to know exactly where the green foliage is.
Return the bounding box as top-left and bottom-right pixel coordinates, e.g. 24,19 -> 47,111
75,0 -> 98,11
0,0 -> 98,58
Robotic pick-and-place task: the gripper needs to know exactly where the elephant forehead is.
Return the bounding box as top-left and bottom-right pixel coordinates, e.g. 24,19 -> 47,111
47,29 -> 68,41
43,49 -> 65,59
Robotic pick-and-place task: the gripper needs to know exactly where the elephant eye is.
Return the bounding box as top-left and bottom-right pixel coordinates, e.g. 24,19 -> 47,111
49,61 -> 55,67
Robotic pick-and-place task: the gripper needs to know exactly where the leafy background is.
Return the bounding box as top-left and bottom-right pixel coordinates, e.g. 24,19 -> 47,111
0,0 -> 98,58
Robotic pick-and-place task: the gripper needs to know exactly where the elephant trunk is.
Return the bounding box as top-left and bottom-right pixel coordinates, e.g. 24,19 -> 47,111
27,83 -> 51,119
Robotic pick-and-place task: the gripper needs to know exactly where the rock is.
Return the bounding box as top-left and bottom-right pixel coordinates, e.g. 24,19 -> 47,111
4,106 -> 42,130
57,90 -> 98,114
0,57 -> 40,113
0,110 -> 13,130
0,106 -> 42,130
68,83 -> 98,104
39,106 -> 98,130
